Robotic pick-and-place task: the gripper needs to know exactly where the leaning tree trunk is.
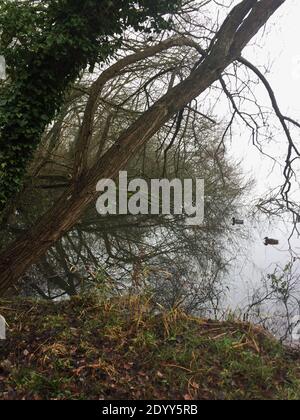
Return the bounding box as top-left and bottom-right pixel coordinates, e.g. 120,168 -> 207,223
0,0 -> 286,296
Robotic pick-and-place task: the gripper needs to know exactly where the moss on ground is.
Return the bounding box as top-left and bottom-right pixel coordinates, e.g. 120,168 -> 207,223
0,295 -> 299,400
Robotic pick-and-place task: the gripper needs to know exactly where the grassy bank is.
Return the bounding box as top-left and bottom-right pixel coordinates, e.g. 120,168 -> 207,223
0,295 -> 299,400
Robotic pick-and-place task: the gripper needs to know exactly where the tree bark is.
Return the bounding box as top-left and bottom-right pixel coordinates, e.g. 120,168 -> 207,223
0,0 -> 286,296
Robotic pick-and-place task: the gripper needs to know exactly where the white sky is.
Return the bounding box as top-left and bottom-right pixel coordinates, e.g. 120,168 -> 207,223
223,0 -> 300,307
235,0 -> 300,187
